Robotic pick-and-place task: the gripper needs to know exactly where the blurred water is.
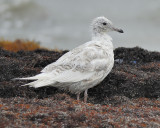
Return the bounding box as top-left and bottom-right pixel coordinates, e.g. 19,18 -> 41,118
0,0 -> 160,51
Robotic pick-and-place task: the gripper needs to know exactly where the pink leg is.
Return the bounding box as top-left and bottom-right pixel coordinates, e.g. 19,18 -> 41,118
84,89 -> 88,103
77,92 -> 80,101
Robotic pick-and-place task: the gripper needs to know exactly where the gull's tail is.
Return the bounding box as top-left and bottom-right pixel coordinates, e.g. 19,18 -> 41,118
13,73 -> 56,88
13,70 -> 94,88
21,79 -> 56,88
13,73 -> 48,81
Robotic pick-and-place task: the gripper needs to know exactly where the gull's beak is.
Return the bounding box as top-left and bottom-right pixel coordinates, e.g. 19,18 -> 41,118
112,27 -> 124,33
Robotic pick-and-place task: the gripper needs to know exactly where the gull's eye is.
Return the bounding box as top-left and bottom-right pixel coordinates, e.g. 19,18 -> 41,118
103,22 -> 107,25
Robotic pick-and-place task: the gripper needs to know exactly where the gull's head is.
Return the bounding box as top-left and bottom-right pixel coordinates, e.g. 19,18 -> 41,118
91,16 -> 123,35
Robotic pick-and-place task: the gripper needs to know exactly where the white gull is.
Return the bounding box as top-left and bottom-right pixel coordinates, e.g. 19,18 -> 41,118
15,16 -> 123,102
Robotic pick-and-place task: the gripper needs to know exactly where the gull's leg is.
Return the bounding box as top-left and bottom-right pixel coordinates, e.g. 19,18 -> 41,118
84,89 -> 88,103
77,92 -> 80,101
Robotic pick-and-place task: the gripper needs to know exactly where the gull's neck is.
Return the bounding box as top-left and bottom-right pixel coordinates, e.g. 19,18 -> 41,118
92,32 -> 112,43
91,31 -> 113,50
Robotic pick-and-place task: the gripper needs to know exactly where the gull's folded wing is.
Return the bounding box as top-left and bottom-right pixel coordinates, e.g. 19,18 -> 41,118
53,70 -> 94,83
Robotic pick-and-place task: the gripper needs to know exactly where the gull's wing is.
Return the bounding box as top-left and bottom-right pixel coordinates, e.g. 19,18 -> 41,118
41,41 -> 92,73
41,41 -> 110,73
39,41 -> 110,83
15,41 -> 111,87
53,70 -> 94,83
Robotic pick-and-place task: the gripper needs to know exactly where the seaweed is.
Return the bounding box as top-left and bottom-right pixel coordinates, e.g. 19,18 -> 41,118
0,47 -> 160,127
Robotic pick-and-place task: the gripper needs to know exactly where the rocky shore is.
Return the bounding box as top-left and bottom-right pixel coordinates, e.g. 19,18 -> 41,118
0,47 -> 160,127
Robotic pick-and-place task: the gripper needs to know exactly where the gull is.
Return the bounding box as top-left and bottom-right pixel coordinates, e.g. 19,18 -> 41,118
14,16 -> 123,102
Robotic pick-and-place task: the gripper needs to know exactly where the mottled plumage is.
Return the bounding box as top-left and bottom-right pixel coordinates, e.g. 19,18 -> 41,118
14,16 -> 123,102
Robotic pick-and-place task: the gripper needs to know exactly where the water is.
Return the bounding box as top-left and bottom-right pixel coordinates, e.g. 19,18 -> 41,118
0,0 -> 160,51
